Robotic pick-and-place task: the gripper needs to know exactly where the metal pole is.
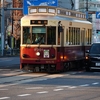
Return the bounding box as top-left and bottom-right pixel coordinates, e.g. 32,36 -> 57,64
1,0 -> 5,56
86,0 -> 88,20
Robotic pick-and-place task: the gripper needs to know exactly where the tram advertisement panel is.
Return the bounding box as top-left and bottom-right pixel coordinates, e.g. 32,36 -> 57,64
23,0 -> 58,15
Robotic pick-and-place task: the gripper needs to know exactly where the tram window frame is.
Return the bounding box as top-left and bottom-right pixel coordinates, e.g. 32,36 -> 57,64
77,28 -> 80,45
32,26 -> 46,44
85,29 -> 92,45
47,26 -> 56,45
69,27 -> 73,45
23,27 -> 31,44
68,27 -> 80,45
48,8 -> 56,13
38,8 -> 47,13
87,29 -> 92,45
81,29 -> 85,45
66,29 -> 68,45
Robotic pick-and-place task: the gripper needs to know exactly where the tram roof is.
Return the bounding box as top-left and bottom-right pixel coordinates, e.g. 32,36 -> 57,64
21,15 -> 92,24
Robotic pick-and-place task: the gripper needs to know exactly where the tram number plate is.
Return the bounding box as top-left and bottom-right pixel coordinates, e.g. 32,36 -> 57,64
96,63 -> 100,66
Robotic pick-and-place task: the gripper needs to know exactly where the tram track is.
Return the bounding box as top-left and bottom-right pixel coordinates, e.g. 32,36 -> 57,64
0,67 -> 65,88
0,69 -> 51,85
0,63 -> 64,86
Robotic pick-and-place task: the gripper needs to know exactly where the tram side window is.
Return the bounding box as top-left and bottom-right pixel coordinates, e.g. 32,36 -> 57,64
81,29 -> 85,45
23,27 -> 30,44
32,27 -> 46,44
47,27 -> 56,45
68,27 -> 80,45
86,29 -> 92,45
77,28 -> 80,45
88,29 -> 92,44
69,27 -> 72,45
66,29 -> 68,45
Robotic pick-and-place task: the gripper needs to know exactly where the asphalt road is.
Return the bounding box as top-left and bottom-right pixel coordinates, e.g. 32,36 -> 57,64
0,71 -> 100,100
0,57 -> 100,100
0,57 -> 20,67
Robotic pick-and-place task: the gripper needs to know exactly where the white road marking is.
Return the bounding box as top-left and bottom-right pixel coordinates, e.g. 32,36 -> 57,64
79,84 -> 89,87
92,82 -> 99,85
45,74 -> 64,78
18,94 -> 31,97
25,87 -> 43,90
37,91 -> 48,94
0,97 -> 10,99
68,86 -> 77,89
56,85 -> 77,89
53,88 -> 63,91
56,85 -> 70,88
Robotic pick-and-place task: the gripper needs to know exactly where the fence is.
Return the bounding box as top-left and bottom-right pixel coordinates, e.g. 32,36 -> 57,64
0,49 -> 20,57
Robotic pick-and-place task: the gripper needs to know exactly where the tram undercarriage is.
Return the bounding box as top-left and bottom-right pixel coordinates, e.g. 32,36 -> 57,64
20,60 -> 84,73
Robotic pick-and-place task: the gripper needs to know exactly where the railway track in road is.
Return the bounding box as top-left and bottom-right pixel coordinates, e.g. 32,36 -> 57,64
0,68 -> 65,88
0,66 -> 100,89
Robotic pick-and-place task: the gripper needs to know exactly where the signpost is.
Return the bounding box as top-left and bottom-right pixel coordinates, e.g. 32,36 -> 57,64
23,0 -> 58,15
96,11 -> 100,19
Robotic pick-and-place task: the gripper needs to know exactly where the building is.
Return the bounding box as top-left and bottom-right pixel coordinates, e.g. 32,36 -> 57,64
77,0 -> 100,42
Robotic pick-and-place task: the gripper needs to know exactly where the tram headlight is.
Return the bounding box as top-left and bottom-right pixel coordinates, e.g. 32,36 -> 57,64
36,52 -> 40,56
85,56 -> 88,59
60,55 -> 63,60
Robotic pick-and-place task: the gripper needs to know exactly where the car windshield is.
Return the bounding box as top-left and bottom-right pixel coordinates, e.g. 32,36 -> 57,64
89,44 -> 100,54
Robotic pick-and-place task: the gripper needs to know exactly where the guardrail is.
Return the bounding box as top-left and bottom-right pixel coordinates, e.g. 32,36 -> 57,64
0,49 -> 20,57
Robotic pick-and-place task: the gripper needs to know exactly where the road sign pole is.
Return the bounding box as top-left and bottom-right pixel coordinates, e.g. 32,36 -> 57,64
1,0 -> 5,56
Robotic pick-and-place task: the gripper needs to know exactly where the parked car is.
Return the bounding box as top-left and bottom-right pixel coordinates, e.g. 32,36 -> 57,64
85,43 -> 100,71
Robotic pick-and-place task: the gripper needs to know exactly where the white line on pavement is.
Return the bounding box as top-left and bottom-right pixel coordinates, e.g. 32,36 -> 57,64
92,82 -> 99,85
0,97 -> 10,100
79,84 -> 89,87
53,88 -> 63,91
37,91 -> 48,94
18,94 -> 31,97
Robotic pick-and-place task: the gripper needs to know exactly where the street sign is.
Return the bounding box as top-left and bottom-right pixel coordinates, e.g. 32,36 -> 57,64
23,0 -> 58,15
96,11 -> 100,19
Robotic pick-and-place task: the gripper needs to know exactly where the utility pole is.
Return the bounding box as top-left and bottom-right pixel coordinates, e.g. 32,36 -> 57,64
1,0 -> 5,56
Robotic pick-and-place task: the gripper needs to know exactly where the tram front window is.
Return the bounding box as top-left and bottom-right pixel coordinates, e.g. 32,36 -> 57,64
32,27 -> 46,44
22,26 -> 56,45
47,26 -> 56,45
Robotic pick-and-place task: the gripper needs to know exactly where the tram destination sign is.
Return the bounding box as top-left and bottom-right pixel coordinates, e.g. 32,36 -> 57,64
30,20 -> 48,25
23,0 -> 58,15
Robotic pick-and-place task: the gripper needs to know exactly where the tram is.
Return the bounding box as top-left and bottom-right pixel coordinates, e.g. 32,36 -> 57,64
20,6 -> 92,72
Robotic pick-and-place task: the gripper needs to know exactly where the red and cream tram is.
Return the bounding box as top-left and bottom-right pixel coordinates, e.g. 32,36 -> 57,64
20,6 -> 92,72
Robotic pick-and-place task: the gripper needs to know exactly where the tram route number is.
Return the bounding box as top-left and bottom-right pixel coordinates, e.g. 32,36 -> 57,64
46,61 -> 54,63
